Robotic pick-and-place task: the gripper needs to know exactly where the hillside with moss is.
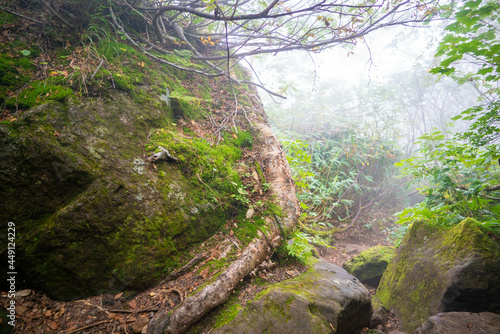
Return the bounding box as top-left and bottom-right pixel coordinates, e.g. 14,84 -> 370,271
0,7 -> 287,304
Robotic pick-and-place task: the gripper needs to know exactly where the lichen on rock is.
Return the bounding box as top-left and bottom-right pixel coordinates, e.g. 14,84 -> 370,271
212,259 -> 372,334
375,218 -> 500,332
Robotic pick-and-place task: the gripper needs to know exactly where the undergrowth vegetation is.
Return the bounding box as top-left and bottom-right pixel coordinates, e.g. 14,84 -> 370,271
396,130 -> 500,235
279,123 -> 500,262
276,128 -> 407,261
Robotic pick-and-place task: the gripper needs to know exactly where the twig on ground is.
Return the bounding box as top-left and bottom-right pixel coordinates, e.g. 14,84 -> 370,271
160,252 -> 207,285
65,320 -> 112,334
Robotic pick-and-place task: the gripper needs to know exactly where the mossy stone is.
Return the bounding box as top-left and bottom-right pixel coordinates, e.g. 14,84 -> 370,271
343,245 -> 396,286
213,260 -> 371,334
0,91 -> 243,300
375,218 -> 500,332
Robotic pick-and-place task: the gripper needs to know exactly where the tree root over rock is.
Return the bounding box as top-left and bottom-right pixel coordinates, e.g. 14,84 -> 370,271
147,231 -> 275,334
146,104 -> 299,334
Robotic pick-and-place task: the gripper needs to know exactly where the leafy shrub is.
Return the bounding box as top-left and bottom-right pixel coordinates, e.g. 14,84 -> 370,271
281,129 -> 403,225
395,130 -> 500,235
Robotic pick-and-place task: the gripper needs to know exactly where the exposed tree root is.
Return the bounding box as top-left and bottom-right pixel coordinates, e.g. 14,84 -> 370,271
146,100 -> 299,334
146,231 -> 275,334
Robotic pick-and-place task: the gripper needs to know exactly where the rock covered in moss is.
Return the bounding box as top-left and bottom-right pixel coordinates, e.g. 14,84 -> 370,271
212,259 -> 372,334
0,93 -> 249,300
376,219 -> 500,332
343,245 -> 396,287
411,312 -> 500,334
370,296 -> 388,328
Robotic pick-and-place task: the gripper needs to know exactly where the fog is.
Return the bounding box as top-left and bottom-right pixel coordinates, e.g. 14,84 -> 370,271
250,23 -> 479,155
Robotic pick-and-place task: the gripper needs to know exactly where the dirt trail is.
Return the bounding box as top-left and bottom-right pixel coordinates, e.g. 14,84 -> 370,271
320,209 -> 404,334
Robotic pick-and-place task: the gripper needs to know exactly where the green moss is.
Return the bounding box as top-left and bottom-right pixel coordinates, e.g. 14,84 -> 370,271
5,80 -> 72,110
234,217 -> 266,244
227,130 -> 254,148
254,161 -> 267,184
264,201 -> 283,217
343,245 -> 395,286
0,52 -> 36,105
0,11 -> 17,25
146,128 -> 243,210
214,301 -> 243,328
376,218 -> 500,332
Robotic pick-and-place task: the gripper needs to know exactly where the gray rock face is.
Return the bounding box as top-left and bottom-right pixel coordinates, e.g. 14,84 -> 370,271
0,95 -> 236,300
343,245 -> 396,287
213,260 -> 372,334
376,219 -> 500,332
411,312 -> 500,334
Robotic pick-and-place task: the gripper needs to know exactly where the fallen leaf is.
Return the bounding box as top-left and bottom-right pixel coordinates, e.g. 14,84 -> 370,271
16,305 -> 26,316
115,292 -> 123,299
16,289 -> 31,297
128,300 -> 137,309
200,268 -> 210,279
246,208 -> 254,219
286,269 -> 300,277
48,321 -> 58,330
210,248 -> 221,259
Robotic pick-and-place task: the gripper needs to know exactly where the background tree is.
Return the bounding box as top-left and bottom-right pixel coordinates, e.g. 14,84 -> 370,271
396,0 -> 500,235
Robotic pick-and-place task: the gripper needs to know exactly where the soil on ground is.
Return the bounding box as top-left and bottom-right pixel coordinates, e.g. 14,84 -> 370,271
319,208 -> 404,334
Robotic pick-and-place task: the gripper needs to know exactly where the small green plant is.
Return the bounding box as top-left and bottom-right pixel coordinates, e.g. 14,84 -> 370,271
230,182 -> 250,205
262,182 -> 271,192
280,129 -> 402,234
281,230 -> 331,265
283,231 -> 315,264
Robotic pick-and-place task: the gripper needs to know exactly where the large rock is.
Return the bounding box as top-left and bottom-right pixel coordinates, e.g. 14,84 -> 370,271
213,259 -> 372,334
376,219 -> 500,332
412,312 -> 500,334
0,93 -> 250,300
343,245 -> 396,286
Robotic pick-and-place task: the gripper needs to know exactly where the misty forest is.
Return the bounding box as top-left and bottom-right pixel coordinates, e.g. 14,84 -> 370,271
0,1 -> 499,334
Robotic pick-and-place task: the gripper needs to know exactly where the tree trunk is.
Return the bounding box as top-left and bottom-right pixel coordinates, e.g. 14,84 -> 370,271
146,99 -> 299,334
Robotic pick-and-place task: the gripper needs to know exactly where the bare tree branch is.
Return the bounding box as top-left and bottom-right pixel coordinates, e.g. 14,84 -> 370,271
0,5 -> 45,24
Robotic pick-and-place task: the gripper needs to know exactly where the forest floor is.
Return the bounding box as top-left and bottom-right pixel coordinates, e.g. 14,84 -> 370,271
1,207 -> 404,334
320,208 -> 404,334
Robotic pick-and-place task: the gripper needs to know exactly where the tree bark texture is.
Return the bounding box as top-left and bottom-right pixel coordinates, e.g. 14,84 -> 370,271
146,100 -> 299,334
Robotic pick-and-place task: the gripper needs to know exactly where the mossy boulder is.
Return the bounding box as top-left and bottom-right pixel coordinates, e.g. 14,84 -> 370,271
212,259 -> 372,334
0,91 -> 248,300
412,312 -> 500,334
376,218 -> 500,332
343,245 -> 396,287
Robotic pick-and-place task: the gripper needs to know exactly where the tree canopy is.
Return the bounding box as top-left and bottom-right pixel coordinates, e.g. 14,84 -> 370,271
1,0 -> 443,96
431,0 -> 500,145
